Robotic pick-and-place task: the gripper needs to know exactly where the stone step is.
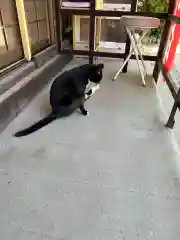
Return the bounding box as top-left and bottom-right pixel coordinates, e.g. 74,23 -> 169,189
0,61 -> 36,96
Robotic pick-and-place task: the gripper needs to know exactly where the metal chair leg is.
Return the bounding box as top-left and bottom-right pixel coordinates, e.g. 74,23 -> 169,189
127,28 -> 146,86
132,30 -> 148,76
112,49 -> 133,81
112,28 -> 149,84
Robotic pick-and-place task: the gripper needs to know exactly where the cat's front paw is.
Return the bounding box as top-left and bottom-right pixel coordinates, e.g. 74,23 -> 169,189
82,110 -> 89,116
85,90 -> 92,100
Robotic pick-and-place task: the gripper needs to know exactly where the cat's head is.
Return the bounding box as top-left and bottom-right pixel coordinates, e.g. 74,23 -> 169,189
89,63 -> 104,84
85,63 -> 104,98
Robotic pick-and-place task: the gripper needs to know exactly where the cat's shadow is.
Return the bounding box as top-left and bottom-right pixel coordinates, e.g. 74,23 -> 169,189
39,99 -> 82,117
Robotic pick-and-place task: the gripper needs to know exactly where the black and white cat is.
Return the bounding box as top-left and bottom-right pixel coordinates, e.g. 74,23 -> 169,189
14,63 -> 104,137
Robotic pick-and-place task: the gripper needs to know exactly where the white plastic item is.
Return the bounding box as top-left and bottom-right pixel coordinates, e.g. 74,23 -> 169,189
62,1 -> 90,8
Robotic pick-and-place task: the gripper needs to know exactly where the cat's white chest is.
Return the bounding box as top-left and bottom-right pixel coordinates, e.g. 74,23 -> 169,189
85,81 -> 100,99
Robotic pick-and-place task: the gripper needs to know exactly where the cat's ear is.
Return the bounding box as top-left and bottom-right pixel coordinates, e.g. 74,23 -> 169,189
96,63 -> 104,70
95,63 -> 104,74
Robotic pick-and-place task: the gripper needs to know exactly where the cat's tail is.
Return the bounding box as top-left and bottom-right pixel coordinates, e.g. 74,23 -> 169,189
14,113 -> 57,137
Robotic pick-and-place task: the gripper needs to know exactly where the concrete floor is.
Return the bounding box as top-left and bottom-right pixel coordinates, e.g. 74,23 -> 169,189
0,59 -> 180,240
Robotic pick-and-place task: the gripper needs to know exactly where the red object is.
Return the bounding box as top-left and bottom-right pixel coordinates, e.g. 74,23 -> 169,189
163,0 -> 180,73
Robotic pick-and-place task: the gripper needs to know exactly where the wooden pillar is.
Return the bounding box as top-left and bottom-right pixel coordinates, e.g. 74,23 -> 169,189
15,0 -> 31,61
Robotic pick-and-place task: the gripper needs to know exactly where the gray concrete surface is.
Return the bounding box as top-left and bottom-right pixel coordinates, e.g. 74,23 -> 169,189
0,59 -> 180,240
